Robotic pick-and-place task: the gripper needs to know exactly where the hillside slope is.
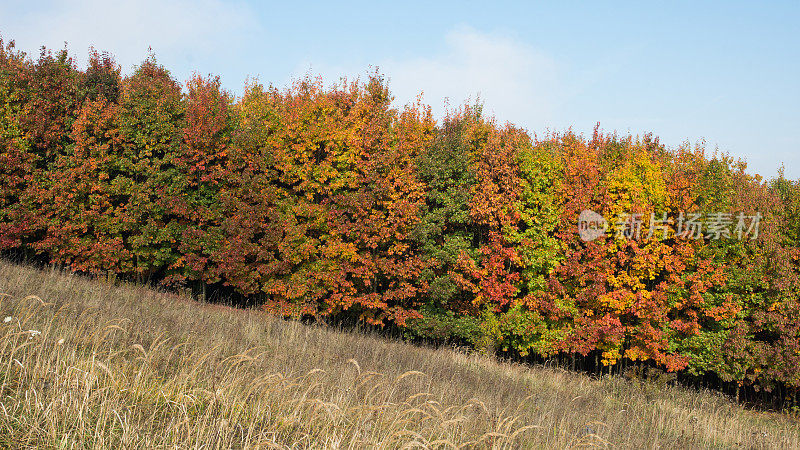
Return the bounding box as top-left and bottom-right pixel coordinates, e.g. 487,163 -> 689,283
0,260 -> 798,448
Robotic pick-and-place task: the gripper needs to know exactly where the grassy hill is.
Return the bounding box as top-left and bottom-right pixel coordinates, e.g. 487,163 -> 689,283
0,260 -> 798,449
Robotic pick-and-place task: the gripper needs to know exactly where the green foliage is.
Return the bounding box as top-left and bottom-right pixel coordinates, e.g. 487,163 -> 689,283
481,304 -> 567,357
117,56 -> 186,279
511,140 -> 564,295
404,304 -> 485,347
413,104 -> 486,312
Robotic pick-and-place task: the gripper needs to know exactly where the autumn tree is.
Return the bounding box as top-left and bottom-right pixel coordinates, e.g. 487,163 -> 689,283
116,56 -> 185,280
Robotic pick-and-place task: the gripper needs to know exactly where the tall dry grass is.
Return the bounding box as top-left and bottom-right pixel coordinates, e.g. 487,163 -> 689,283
0,260 -> 798,448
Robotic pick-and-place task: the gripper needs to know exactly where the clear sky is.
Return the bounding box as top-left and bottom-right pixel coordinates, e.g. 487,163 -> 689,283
1,1 -> 798,179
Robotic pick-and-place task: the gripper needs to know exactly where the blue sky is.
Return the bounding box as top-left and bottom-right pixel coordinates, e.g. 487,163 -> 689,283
1,1 -> 798,178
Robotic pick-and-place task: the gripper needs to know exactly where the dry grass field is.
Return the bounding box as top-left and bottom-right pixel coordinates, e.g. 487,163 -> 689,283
1,260 -> 799,448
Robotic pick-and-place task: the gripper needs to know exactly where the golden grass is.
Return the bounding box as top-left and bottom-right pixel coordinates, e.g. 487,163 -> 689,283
0,260 -> 798,448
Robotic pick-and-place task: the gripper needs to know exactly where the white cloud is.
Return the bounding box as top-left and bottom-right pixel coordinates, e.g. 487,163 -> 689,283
385,28 -> 559,126
0,0 -> 256,78
293,27 -> 560,128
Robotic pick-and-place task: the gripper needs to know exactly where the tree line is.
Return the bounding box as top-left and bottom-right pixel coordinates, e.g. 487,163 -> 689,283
2,39 -> 799,404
